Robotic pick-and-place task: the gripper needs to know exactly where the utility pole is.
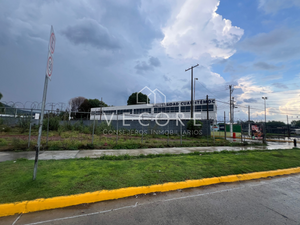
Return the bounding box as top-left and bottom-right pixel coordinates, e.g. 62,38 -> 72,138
69,101 -> 72,121
185,64 -> 199,119
100,97 -> 103,122
194,77 -> 198,115
206,95 -> 209,121
262,97 -> 268,144
206,95 -> 209,138
287,115 -> 290,138
248,105 -> 251,137
229,85 -> 234,137
224,111 -> 226,140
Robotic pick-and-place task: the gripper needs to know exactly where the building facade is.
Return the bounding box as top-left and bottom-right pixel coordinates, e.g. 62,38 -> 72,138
90,99 -> 217,121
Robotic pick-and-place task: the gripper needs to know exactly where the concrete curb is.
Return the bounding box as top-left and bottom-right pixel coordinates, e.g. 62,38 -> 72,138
1,167 -> 300,217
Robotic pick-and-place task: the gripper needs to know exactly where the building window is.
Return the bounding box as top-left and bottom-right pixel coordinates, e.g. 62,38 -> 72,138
181,106 -> 191,112
134,108 -> 151,114
103,110 -> 116,115
195,105 -> 202,112
117,109 -> 132,114
201,105 -> 214,111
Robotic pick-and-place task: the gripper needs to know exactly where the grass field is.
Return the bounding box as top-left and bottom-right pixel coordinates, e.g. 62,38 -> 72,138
0,129 -> 255,151
0,148 -> 299,204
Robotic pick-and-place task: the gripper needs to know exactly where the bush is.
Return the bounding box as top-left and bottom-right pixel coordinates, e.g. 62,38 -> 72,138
12,138 -> 27,150
73,121 -> 85,132
1,125 -> 11,133
0,138 -> 8,146
187,120 -> 203,137
60,122 -> 73,131
95,122 -> 114,135
42,116 -> 60,131
17,115 -> 32,133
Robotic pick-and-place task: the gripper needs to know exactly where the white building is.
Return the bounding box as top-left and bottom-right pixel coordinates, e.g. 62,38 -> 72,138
90,99 -> 217,121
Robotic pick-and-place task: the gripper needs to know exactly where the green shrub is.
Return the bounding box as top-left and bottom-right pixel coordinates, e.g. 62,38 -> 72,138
42,116 -> 60,131
187,120 -> 203,137
83,126 -> 91,134
73,121 -> 85,132
1,125 -> 11,132
60,122 -> 73,131
0,138 -> 8,146
17,116 -> 31,133
12,138 -> 27,150
95,122 -> 114,135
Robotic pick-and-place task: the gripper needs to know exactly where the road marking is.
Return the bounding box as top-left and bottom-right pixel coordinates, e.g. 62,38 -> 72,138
21,176 -> 299,225
12,213 -> 22,225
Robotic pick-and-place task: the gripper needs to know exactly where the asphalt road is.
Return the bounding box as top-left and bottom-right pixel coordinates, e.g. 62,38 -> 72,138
2,174 -> 300,225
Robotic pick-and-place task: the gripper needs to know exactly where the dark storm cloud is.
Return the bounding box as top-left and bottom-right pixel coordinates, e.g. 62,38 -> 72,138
135,57 -> 161,74
61,18 -> 120,50
253,62 -> 284,70
0,0 -> 168,106
243,98 -> 257,103
238,28 -> 300,62
239,29 -> 291,52
149,57 -> 161,67
272,83 -> 288,89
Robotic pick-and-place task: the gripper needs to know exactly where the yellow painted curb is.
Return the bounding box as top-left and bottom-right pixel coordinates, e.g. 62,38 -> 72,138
1,167 -> 300,217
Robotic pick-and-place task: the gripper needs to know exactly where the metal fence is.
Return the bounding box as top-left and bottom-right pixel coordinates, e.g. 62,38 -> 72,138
1,102 -> 299,151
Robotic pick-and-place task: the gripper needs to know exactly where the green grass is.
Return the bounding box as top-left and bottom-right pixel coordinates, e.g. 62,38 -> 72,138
0,149 -> 300,204
0,131 -> 258,151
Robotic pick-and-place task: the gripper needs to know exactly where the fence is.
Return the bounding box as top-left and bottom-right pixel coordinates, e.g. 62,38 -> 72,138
1,102 -> 298,151
0,104 -> 221,151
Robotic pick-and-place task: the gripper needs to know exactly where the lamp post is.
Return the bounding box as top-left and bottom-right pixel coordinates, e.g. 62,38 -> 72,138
194,78 -> 198,117
262,97 -> 268,144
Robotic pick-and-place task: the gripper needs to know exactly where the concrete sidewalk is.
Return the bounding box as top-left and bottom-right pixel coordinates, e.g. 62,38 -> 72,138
0,142 -> 295,162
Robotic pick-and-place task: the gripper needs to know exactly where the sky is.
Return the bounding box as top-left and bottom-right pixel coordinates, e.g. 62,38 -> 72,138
1,0 -> 300,123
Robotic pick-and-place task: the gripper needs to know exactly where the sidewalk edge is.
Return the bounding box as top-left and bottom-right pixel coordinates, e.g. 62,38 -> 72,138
1,167 -> 300,217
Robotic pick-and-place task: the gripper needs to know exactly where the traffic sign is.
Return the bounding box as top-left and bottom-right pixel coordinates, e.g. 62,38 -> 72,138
46,52 -> 53,79
34,25 -> 56,180
49,25 -> 56,55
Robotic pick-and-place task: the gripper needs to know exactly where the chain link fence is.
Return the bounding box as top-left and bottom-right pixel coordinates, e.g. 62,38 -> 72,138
2,102 -> 297,151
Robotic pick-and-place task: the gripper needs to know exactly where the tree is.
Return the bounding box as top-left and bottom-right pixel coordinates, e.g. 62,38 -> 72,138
291,120 -> 300,127
69,97 -> 86,112
266,121 -> 286,128
127,92 -> 150,105
88,99 -> 108,108
77,99 -> 91,118
0,92 -> 2,100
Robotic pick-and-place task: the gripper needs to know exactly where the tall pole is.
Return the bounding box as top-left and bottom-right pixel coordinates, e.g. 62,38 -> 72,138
206,95 -> 209,138
248,105 -> 251,136
262,97 -> 267,144
33,75 -> 48,180
229,85 -> 234,137
224,111 -> 226,140
33,25 -> 55,180
206,95 -> 209,121
69,101 -> 72,121
287,115 -> 290,138
194,78 -> 198,116
185,64 -> 199,119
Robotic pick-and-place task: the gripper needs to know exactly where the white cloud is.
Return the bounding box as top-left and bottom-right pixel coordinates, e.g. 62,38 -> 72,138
161,0 -> 244,60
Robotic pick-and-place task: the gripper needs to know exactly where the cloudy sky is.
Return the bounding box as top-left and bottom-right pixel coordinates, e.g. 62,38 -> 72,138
1,0 -> 300,122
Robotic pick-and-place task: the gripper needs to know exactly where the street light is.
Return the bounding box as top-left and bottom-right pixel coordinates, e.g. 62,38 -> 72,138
194,78 -> 198,116
262,97 -> 268,123
262,96 -> 268,143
